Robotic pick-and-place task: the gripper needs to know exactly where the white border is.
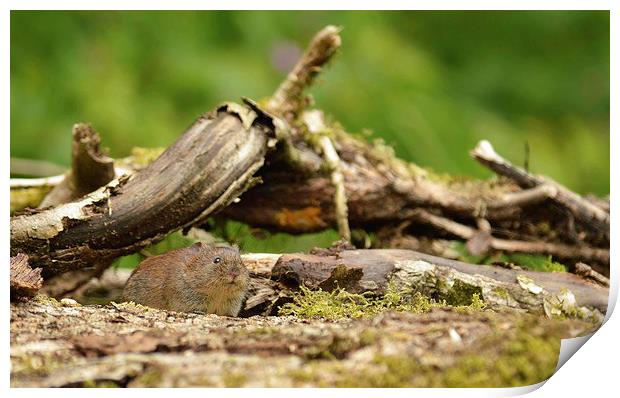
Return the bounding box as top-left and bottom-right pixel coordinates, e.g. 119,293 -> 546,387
2,2 -> 616,397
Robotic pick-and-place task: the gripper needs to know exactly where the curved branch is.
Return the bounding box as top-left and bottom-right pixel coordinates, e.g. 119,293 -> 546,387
10,103 -> 271,277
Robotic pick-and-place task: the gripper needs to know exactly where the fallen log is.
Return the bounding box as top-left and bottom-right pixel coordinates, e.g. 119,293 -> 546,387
265,248 -> 607,318
62,248 -> 608,318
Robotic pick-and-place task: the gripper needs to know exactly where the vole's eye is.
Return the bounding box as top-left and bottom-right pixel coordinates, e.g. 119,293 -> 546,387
213,257 -> 221,264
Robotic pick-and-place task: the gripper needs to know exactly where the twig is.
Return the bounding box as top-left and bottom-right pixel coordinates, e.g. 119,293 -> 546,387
319,135 -> 351,241
10,157 -> 67,177
267,25 -> 342,119
410,209 -> 609,264
471,140 -> 609,238
574,262 -> 609,287
10,174 -> 66,189
10,166 -> 130,190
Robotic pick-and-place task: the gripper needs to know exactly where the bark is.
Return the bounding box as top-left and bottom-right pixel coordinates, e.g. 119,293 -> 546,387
10,103 -> 272,276
471,140 -> 610,240
40,123 -> 115,207
10,254 -> 43,300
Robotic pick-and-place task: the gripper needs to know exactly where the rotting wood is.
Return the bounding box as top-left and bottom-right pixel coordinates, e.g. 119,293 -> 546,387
471,140 -> 610,239
10,253 -> 43,300
40,123 -> 115,208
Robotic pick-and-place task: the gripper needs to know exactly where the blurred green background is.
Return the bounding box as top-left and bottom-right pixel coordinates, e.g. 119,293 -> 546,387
10,11 -> 610,257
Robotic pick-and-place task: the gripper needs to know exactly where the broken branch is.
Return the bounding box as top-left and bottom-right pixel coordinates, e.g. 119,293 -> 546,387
410,209 -> 609,264
267,25 -> 342,119
471,140 -> 609,239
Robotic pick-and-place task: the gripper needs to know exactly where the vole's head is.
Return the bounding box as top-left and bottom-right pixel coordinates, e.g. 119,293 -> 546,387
183,242 -> 249,294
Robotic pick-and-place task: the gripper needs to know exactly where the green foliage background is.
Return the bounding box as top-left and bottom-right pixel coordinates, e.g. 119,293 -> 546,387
11,11 -> 609,195
10,11 -> 610,257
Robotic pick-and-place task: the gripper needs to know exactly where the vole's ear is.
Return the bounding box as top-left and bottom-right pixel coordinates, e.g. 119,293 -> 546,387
190,242 -> 203,251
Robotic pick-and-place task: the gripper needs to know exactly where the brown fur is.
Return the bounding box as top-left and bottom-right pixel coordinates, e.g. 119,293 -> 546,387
123,243 -> 249,316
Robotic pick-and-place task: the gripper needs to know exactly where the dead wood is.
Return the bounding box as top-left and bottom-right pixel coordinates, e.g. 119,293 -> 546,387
40,123 -> 115,207
265,249 -> 607,316
10,103 -> 272,276
471,140 -> 610,239
58,249 -> 608,317
409,209 -> 609,263
266,25 -> 342,120
574,262 -> 609,287
9,24 -> 609,282
36,124 -> 120,294
10,253 -> 43,300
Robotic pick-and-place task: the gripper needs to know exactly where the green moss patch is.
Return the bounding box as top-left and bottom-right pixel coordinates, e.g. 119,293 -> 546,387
278,283 -> 486,320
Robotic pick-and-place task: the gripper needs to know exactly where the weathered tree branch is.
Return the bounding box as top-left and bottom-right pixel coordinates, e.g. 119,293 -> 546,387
409,209 -> 609,264
267,25 -> 341,119
10,103 -> 272,276
471,140 -> 610,239
40,124 -> 115,208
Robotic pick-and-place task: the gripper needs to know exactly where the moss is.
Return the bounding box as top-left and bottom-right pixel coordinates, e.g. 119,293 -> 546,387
290,315 -> 566,387
451,242 -> 568,273
222,371 -> 248,387
11,354 -> 65,377
543,289 -> 603,323
493,287 -> 510,300
304,332 -> 373,360
278,282 -> 485,320
440,279 -> 484,306
132,369 -> 163,387
33,294 -> 61,306
359,329 -> 379,346
10,186 -> 53,213
82,380 -> 119,388
508,254 -> 567,273
124,147 -> 166,168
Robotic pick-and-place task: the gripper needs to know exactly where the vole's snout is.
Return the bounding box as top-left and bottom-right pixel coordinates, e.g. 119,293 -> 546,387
227,269 -> 240,283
